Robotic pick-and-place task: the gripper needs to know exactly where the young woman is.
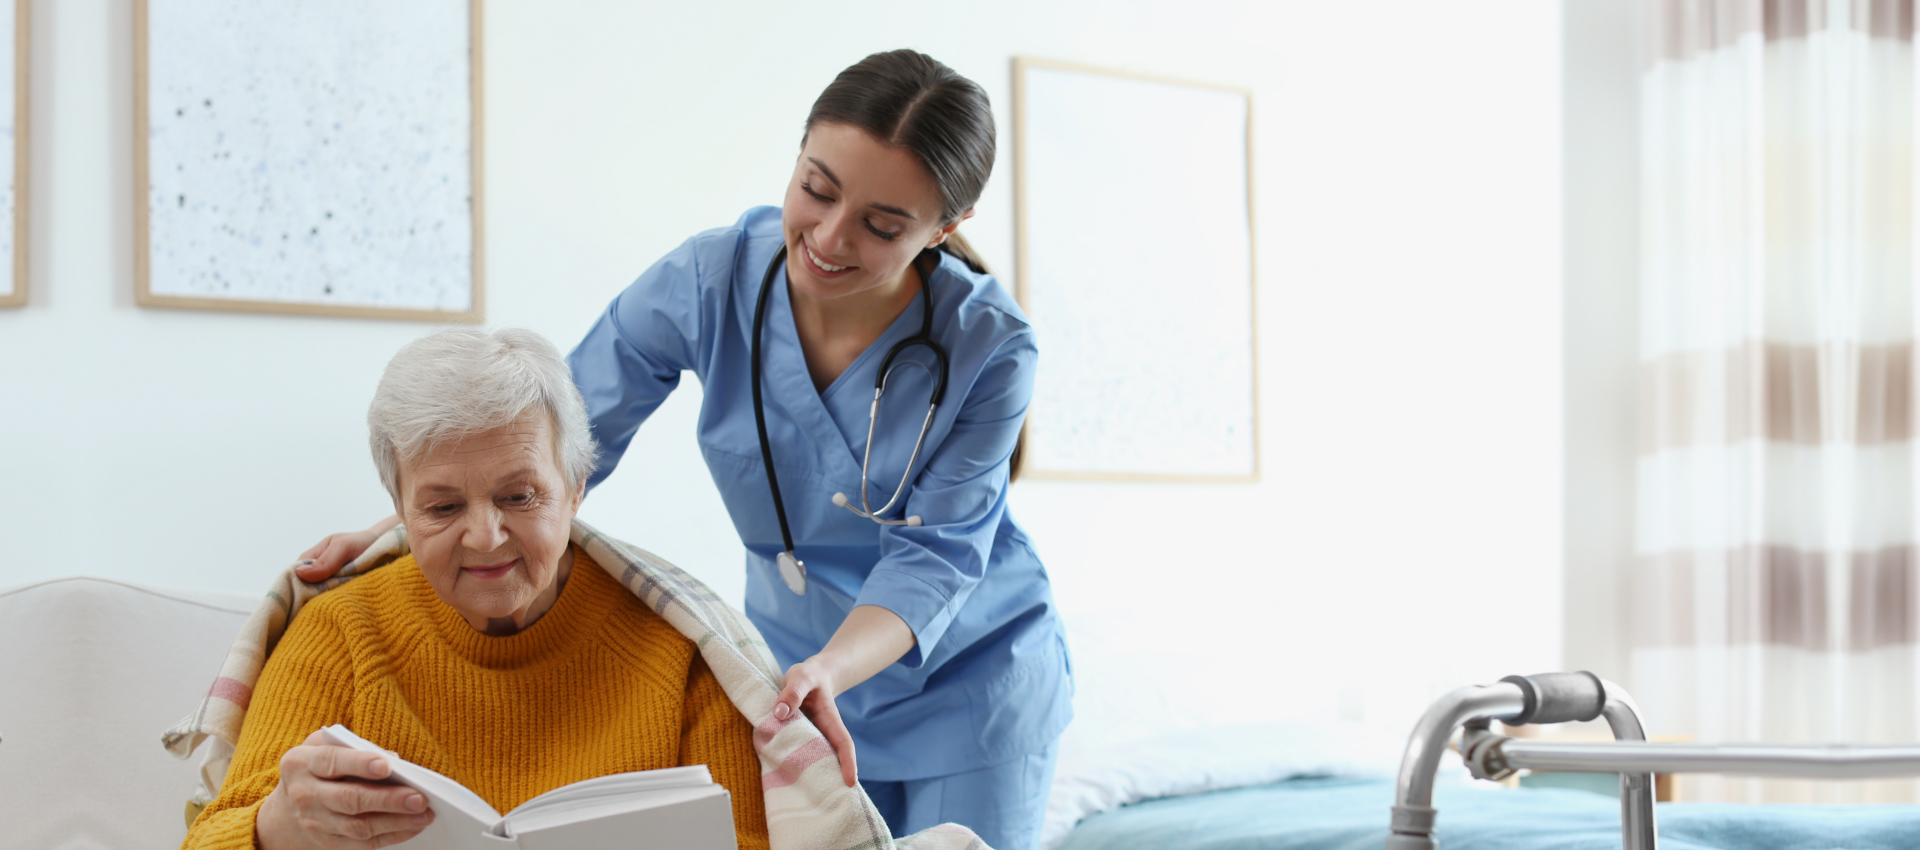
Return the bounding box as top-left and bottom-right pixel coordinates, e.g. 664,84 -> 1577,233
298,50 -> 1070,850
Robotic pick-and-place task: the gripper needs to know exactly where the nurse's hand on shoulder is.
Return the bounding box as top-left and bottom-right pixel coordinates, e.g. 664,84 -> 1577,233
775,658 -> 859,787
256,729 -> 433,850
293,516 -> 401,583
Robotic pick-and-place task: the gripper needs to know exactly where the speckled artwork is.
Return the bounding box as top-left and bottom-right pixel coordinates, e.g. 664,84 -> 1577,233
0,1 -> 16,302
1018,63 -> 1257,479
143,0 -> 473,313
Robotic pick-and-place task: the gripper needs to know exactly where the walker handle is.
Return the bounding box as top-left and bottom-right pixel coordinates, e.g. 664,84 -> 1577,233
1498,671 -> 1607,725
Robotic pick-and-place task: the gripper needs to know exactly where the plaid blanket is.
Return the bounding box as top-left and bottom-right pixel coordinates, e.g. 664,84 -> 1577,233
163,519 -> 988,850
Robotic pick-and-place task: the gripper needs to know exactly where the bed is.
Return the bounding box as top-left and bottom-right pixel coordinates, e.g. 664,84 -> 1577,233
1039,685 -> 1920,850
1054,777 -> 1920,850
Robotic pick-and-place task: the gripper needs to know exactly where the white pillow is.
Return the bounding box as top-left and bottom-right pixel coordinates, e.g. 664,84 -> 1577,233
1040,720 -> 1404,850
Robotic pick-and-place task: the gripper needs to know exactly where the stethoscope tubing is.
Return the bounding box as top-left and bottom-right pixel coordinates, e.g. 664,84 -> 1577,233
849,371 -> 937,522
750,247 -> 801,568
752,246 -> 951,593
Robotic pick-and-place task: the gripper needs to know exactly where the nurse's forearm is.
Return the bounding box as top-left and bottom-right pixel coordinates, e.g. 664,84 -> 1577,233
812,605 -> 916,695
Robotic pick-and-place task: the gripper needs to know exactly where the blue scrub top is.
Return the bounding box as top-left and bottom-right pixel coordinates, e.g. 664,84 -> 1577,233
568,207 -> 1072,780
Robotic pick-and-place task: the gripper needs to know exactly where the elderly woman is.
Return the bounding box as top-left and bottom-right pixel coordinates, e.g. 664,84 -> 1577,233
182,328 -> 770,850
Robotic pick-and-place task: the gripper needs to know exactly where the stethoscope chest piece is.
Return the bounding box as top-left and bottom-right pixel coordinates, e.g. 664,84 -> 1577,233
777,551 -> 807,595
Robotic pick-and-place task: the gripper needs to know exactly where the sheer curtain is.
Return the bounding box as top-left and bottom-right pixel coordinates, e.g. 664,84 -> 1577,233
1633,0 -> 1916,803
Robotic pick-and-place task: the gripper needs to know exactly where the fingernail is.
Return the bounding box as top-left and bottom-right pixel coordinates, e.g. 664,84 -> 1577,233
369,758 -> 387,775
774,704 -> 790,720
413,813 -> 431,824
406,794 -> 426,813
297,559 -> 315,566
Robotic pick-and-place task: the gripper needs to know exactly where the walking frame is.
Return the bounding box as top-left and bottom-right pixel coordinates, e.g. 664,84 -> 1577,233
1386,672 -> 1920,850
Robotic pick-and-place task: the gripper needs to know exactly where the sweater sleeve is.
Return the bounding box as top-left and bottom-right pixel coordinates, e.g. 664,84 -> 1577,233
680,654 -> 770,850
182,605 -> 358,850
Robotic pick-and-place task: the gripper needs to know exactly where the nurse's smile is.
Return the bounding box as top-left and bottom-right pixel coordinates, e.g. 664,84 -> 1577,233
802,239 -> 858,277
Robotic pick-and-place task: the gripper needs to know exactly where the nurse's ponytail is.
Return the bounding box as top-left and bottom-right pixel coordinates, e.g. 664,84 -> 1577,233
934,232 -> 991,276
805,50 -> 1023,479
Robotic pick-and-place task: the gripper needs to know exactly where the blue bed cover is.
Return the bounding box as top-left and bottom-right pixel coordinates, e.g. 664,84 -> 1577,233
1054,777 -> 1920,850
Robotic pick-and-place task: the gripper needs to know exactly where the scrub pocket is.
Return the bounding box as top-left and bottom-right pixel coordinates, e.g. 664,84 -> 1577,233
965,637 -> 1073,766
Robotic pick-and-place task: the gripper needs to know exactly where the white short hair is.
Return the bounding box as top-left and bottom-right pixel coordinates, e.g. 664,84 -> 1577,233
368,327 -> 599,500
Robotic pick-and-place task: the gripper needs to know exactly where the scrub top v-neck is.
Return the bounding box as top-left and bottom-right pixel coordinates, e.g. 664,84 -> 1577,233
567,206 -> 1071,781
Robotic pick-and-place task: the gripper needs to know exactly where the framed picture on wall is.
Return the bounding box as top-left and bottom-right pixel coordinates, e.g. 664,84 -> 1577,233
133,0 -> 484,321
0,0 -> 28,310
1012,57 -> 1259,482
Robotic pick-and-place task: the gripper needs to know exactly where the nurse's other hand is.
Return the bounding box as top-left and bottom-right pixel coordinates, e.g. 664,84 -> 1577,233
293,531 -> 375,582
294,516 -> 399,582
255,730 -> 433,850
775,659 -> 858,787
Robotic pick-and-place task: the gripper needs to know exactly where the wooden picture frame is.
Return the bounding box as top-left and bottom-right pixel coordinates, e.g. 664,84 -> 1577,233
133,0 -> 484,322
0,0 -> 29,309
1011,57 -> 1260,483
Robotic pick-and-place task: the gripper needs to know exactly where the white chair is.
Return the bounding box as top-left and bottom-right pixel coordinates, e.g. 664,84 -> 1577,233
0,576 -> 254,850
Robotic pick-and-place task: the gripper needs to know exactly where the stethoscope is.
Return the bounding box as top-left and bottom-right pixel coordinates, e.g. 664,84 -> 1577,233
751,246 -> 950,595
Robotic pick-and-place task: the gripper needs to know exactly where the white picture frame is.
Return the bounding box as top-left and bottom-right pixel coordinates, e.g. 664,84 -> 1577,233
1012,57 -> 1259,482
133,0 -> 484,322
0,0 -> 28,310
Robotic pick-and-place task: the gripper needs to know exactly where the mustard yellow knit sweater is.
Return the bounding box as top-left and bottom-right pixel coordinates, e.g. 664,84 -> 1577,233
183,547 -> 769,850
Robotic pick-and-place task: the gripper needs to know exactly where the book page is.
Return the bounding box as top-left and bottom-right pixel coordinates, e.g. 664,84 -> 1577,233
509,789 -> 737,850
318,725 -> 734,848
508,764 -> 713,815
319,724 -> 504,845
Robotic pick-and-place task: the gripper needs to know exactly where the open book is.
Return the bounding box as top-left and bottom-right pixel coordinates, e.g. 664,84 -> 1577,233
318,725 -> 738,850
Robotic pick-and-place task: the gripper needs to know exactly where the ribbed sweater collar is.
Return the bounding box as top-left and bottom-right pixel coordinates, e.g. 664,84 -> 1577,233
394,545 -> 616,669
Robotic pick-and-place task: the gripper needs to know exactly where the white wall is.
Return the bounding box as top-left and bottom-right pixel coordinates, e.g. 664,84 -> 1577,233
0,0 -> 1562,740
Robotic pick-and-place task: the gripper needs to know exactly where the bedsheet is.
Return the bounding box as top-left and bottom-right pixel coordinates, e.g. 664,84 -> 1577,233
1053,777 -> 1920,850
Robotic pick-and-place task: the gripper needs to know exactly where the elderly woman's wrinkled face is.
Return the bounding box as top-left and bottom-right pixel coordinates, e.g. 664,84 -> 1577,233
395,412 -> 582,632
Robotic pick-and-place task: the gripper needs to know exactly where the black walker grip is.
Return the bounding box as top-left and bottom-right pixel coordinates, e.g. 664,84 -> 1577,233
1498,671 -> 1607,725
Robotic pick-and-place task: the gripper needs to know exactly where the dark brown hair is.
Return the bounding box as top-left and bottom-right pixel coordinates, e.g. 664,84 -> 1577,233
804,50 -> 996,276
804,50 -> 1024,479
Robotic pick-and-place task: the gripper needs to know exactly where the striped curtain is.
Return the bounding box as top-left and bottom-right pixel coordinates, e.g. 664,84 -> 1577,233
1633,0 -> 1917,803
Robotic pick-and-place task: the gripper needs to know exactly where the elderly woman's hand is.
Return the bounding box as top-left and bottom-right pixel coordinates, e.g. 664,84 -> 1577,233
255,729 -> 433,850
